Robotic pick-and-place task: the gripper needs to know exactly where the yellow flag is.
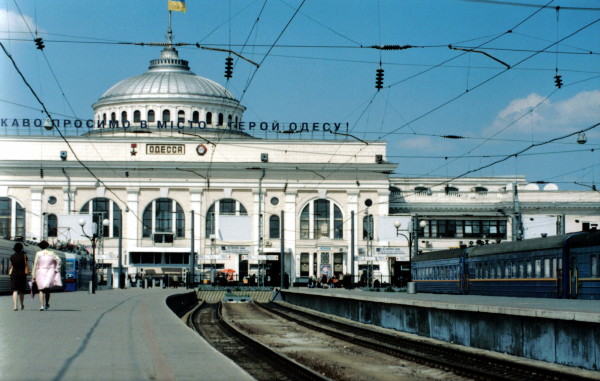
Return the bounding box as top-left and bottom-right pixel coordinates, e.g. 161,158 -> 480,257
168,0 -> 186,13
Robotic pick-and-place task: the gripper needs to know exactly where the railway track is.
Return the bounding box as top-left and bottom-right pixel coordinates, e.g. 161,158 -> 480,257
187,302 -> 330,381
258,301 -> 597,381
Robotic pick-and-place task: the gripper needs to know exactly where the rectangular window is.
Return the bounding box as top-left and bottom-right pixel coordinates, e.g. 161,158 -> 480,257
544,258 -> 551,278
591,256 -> 598,277
535,259 -> 542,278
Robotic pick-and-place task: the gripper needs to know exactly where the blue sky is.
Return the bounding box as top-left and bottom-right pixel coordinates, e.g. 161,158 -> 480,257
1,0 -> 599,189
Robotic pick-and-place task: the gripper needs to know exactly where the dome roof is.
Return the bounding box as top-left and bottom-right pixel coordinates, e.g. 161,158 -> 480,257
93,47 -> 240,108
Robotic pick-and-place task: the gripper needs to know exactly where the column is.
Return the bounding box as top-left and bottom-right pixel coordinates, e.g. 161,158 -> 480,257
347,191 -> 359,278
31,188 -> 43,241
284,191 -> 297,278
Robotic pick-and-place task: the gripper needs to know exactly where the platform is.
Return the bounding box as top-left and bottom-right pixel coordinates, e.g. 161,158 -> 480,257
281,287 -> 600,370
0,288 -> 254,381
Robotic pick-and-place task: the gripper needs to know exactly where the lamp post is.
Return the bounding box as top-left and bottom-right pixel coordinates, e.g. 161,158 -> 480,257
79,217 -> 109,294
393,216 -> 427,286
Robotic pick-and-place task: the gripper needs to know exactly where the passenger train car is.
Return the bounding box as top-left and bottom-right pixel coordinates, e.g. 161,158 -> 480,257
0,239 -> 90,295
411,231 -> 600,300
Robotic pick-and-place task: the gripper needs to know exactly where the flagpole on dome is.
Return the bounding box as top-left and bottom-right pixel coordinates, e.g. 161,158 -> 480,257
167,10 -> 173,48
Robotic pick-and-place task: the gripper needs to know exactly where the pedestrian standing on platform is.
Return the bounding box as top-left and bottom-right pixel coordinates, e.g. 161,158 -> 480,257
9,242 -> 28,311
32,241 -> 62,311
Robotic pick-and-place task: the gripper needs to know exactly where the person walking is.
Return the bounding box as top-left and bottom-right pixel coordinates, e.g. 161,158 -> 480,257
31,241 -> 62,311
9,242 -> 28,311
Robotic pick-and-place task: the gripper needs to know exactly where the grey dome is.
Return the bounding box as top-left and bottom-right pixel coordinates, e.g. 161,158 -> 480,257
93,47 -> 240,108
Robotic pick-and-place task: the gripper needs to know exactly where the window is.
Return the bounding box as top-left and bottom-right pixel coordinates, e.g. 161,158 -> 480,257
47,214 -> 57,237
102,113 -> 106,122
80,198 -> 122,238
121,111 -> 127,122
141,198 -> 185,239
420,219 -> 507,239
205,199 -> 248,237
192,111 -> 199,123
162,110 -> 170,122
0,197 -> 25,239
269,215 -> 280,239
133,110 -> 141,123
363,215 -> 373,240
148,110 -> 155,122
206,112 -> 212,125
111,112 -> 116,121
178,110 -> 185,124
299,199 -> 343,240
218,113 -> 224,126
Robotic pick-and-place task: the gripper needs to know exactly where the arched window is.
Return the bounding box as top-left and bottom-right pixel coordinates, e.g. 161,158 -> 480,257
133,110 -> 141,123
299,199 -> 343,239
102,113 -> 107,122
218,113 -> 224,126
0,197 -> 25,239
206,112 -> 212,125
142,198 -> 185,241
192,111 -> 199,123
80,198 -> 122,238
445,185 -> 459,195
111,112 -> 116,121
148,110 -> 155,122
234,116 -> 239,128
47,214 -> 57,237
269,215 -> 280,239
205,199 -> 248,237
121,111 -> 127,122
363,214 -> 373,240
162,109 -> 170,122
227,115 -> 232,125
177,110 -> 185,124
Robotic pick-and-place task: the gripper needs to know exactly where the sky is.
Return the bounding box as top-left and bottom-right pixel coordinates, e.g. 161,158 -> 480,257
1,0 -> 599,190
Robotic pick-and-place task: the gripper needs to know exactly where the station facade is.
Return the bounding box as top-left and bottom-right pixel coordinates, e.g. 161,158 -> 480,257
1,46 -> 599,287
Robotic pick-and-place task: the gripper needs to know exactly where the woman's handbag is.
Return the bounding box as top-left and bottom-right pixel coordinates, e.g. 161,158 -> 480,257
29,280 -> 38,299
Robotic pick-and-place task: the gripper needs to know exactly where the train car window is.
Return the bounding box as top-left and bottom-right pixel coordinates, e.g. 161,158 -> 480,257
551,258 -> 556,278
544,259 -> 551,278
497,264 -> 502,279
591,256 -> 598,277
519,262 -> 524,278
527,261 -> 533,278
490,264 -> 495,279
535,259 -> 542,278
505,262 -> 510,278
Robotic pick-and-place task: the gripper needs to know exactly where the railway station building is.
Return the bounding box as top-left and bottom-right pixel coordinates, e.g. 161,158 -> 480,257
1,45 -> 599,287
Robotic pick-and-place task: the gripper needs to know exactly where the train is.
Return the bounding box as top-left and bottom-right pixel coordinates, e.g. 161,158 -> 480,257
411,230 -> 600,300
0,238 -> 92,295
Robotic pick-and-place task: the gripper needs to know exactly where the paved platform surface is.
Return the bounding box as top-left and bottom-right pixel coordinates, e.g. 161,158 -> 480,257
0,289 -> 254,381
284,288 -> 600,323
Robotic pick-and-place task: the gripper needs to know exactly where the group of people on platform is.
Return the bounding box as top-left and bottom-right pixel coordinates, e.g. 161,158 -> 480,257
9,240 -> 62,311
307,273 -> 349,289
127,272 -> 181,289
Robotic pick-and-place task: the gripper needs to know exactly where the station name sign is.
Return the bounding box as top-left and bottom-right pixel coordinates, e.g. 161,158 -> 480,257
2,118 -> 350,135
146,144 -> 185,155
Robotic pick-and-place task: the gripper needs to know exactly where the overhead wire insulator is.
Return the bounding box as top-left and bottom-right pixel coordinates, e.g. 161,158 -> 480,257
224,56 -> 233,78
554,74 -> 563,89
375,67 -> 384,90
40,168 -> 44,178
34,37 -> 45,50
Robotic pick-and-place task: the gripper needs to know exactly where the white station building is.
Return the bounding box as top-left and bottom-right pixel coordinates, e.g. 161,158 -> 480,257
1,44 -> 599,287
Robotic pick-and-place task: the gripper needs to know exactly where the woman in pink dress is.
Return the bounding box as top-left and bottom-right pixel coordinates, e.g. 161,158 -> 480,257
31,241 -> 62,311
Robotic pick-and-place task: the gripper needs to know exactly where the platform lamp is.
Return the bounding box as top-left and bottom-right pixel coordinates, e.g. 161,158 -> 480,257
79,217 -> 109,294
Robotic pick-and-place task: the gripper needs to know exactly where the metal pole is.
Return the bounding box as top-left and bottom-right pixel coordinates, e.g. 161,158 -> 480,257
190,210 -> 195,288
118,227 -> 122,289
91,240 -> 97,294
280,210 -> 285,289
412,214 -> 419,259
350,211 -> 355,288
